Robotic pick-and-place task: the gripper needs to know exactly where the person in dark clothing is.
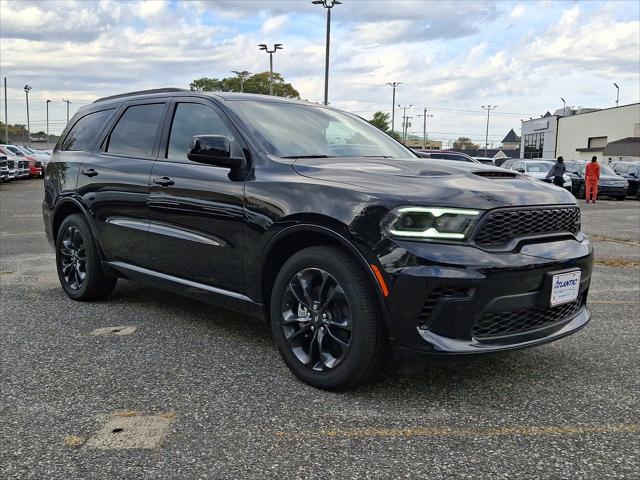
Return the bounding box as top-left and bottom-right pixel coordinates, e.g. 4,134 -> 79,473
546,156 -> 566,187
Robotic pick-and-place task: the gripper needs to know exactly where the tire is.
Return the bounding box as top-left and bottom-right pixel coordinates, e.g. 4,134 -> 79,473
577,183 -> 586,199
270,246 -> 388,390
614,196 -> 625,201
55,214 -> 117,301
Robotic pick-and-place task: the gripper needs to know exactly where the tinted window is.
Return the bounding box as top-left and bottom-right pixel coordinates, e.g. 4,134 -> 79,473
61,109 -> 114,151
105,104 -> 165,157
614,164 -> 628,174
167,103 -> 238,160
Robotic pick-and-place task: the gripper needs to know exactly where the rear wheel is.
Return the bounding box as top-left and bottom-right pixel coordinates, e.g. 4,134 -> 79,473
270,246 -> 388,390
614,196 -> 626,201
56,214 -> 117,301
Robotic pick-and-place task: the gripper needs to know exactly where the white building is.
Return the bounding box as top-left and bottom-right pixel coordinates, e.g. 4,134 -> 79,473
520,103 -> 640,163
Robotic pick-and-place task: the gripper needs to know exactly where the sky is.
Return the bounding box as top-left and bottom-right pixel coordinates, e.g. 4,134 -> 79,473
1,0 -> 639,147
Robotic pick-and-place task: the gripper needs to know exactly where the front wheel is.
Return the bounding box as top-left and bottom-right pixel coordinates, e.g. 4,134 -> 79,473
56,214 -> 117,301
270,246 -> 389,390
614,196 -> 626,201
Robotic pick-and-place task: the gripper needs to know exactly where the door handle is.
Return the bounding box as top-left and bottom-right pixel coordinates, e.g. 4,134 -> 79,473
152,176 -> 174,187
81,168 -> 98,177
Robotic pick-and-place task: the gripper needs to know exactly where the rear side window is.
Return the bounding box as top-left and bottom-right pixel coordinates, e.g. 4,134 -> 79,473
105,103 -> 165,158
61,109 -> 114,151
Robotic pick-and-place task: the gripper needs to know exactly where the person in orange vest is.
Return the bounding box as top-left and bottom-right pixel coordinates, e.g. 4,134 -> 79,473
585,156 -> 600,204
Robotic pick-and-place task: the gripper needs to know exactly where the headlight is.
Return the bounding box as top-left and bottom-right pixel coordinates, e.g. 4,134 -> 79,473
382,206 -> 481,241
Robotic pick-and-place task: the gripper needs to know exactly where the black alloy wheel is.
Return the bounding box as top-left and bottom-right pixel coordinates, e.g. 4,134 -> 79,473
270,246 -> 389,390
55,214 -> 117,301
281,268 -> 352,371
59,226 -> 87,290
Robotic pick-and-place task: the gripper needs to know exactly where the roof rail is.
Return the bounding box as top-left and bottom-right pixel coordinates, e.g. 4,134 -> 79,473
93,88 -> 188,103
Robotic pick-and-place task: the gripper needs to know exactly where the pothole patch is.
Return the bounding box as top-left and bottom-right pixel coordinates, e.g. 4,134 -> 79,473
90,325 -> 137,336
83,411 -> 175,449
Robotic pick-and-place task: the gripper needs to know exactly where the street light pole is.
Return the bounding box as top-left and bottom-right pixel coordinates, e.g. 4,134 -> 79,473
46,100 -> 51,146
481,105 -> 497,157
312,0 -> 341,105
613,83 -> 619,107
63,99 -> 71,124
561,97 -> 566,115
258,44 -> 283,96
3,78 -> 7,145
231,70 -> 251,93
24,85 -> 32,147
386,82 -> 401,135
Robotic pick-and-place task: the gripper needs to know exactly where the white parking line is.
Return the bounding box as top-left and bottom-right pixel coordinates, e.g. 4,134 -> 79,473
0,232 -> 43,236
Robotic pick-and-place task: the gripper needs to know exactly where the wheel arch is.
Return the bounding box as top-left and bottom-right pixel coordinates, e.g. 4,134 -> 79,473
258,223 -> 393,337
52,198 -> 106,259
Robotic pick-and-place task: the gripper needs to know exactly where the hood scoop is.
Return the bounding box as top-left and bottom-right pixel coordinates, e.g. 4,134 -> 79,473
473,170 -> 517,178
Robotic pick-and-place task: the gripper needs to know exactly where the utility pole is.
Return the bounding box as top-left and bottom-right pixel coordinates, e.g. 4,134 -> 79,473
231,70 -> 251,93
386,82 -> 401,135
398,104 -> 412,143
258,44 -> 283,96
417,108 -> 434,148
312,0 -> 341,105
3,78 -> 7,145
403,116 -> 413,143
613,83 -> 619,107
46,99 -> 51,146
24,85 -> 32,147
63,99 -> 71,124
561,97 -> 566,115
481,105 -> 497,157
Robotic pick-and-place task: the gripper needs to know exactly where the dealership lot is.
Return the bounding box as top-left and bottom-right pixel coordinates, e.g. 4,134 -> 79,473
1,180 -> 638,479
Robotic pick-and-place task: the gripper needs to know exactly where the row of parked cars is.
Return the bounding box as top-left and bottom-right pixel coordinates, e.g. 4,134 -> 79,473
0,144 -> 50,182
413,149 -> 640,200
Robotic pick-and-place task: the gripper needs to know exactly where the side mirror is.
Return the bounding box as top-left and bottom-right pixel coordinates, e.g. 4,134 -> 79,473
516,168 -> 525,173
187,135 -> 244,169
629,172 -> 637,178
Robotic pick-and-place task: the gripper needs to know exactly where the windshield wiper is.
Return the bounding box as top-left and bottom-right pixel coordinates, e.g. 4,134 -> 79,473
281,155 -> 333,159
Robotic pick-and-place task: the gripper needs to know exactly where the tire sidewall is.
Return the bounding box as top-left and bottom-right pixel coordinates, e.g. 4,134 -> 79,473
270,248 -> 378,389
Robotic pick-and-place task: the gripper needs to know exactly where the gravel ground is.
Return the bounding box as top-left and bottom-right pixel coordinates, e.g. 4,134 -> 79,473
1,179 -> 639,479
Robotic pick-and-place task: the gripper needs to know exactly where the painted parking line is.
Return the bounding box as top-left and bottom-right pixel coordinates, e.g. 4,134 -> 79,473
589,300 -> 640,305
275,424 -> 639,440
0,232 -> 43,236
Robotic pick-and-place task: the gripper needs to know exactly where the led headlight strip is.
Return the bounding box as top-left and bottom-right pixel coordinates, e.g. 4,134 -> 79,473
387,206 -> 481,240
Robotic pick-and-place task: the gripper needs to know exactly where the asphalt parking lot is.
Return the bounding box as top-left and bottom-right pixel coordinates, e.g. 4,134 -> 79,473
1,179 -> 639,479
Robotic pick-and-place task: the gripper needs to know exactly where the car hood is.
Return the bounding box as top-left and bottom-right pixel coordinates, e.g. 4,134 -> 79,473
292,157 -> 577,209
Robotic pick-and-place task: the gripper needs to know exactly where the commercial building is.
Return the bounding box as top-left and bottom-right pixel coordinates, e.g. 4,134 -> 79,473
520,103 -> 640,163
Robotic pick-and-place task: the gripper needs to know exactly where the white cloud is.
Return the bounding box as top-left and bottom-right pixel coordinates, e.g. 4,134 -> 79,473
261,14 -> 288,34
510,4 -> 526,21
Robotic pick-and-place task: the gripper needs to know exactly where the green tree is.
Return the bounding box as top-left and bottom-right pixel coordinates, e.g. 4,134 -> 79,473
368,111 -> 402,141
190,72 -> 300,98
452,136 -> 479,150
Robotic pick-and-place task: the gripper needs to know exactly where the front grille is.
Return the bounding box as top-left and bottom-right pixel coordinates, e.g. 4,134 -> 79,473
473,294 -> 584,339
474,207 -> 580,245
474,171 -> 517,178
418,286 -> 471,328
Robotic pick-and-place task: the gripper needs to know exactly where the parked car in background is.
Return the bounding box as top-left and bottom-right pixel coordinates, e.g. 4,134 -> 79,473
0,145 -> 43,178
413,149 -> 481,163
510,160 -> 572,190
497,158 -> 517,170
566,162 -> 628,200
611,161 -> 640,199
473,156 -> 495,165
0,155 -> 8,182
5,158 -> 17,181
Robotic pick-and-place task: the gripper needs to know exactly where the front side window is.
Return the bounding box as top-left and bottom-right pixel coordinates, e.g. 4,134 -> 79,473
167,103 -> 240,161
61,109 -> 114,151
105,103 -> 165,157
231,100 -> 413,159
526,162 -> 552,173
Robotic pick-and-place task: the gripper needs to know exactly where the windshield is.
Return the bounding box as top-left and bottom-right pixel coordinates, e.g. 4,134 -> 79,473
231,100 -> 414,159
526,162 -> 552,173
6,146 -> 24,156
581,164 -> 615,175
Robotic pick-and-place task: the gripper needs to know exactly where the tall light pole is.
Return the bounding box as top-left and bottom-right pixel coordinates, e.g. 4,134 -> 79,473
398,104 -> 412,143
613,83 -> 619,107
561,97 -> 566,115
417,108 -> 434,149
46,99 -> 51,145
258,43 -> 283,96
24,85 -> 32,147
231,70 -> 251,93
387,82 -> 401,135
63,98 -> 71,124
3,78 -> 7,145
481,105 -> 497,157
312,0 -> 341,105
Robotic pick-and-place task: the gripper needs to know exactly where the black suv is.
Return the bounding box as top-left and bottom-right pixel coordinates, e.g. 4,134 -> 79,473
43,89 -> 593,389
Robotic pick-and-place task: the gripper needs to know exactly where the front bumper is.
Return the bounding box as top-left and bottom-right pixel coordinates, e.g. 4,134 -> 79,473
598,185 -> 627,196
379,236 -> 593,358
